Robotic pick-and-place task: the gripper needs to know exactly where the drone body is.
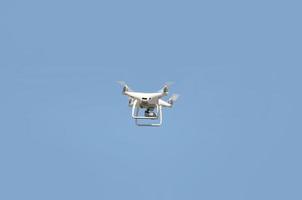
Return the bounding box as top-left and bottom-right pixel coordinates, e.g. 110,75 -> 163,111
118,81 -> 179,126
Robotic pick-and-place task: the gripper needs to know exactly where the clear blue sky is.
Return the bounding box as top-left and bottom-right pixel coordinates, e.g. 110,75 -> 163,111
0,1 -> 301,200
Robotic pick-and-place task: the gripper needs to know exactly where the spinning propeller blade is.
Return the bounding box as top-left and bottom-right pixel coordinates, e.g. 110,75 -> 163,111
168,94 -> 180,105
117,81 -> 133,92
158,81 -> 174,93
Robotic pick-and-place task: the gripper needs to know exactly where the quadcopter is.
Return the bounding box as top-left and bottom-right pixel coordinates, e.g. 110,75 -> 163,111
118,81 -> 179,126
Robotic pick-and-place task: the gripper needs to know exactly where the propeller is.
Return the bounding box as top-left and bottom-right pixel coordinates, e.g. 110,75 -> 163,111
158,81 -> 174,93
117,81 -> 133,92
168,94 -> 180,105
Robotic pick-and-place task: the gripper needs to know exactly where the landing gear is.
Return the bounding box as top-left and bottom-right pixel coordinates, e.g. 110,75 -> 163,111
131,100 -> 163,127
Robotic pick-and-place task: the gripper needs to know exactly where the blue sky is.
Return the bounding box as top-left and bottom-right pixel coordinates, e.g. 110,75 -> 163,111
0,1 -> 301,200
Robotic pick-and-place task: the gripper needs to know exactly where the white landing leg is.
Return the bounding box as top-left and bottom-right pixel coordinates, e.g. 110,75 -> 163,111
135,105 -> 163,127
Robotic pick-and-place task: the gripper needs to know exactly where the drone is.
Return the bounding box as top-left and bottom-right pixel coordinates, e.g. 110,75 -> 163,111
118,81 -> 179,126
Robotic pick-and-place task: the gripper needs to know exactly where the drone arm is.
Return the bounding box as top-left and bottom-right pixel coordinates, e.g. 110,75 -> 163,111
158,99 -> 172,107
124,91 -> 135,98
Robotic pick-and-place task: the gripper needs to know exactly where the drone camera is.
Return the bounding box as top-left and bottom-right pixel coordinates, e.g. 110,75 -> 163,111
144,110 -> 156,118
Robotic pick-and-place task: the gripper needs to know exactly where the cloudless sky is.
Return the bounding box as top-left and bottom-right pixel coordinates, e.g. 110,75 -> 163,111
0,0 -> 301,200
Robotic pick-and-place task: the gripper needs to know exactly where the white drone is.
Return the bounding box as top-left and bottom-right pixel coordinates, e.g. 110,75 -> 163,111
118,81 -> 179,126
